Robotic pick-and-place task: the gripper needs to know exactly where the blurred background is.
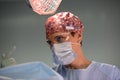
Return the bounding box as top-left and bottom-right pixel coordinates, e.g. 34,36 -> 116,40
0,0 -> 120,68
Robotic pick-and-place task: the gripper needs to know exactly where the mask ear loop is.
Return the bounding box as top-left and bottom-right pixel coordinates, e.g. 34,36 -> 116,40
65,35 -> 80,46
72,43 -> 80,45
65,36 -> 70,41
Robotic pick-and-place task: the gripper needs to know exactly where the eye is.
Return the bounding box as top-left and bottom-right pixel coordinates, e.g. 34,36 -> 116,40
46,40 -> 52,46
55,36 -> 66,43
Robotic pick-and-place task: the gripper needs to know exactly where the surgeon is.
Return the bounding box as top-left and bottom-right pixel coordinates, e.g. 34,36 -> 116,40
45,12 -> 120,80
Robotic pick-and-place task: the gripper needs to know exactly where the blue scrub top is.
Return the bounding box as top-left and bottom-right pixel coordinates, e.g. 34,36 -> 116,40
54,61 -> 120,80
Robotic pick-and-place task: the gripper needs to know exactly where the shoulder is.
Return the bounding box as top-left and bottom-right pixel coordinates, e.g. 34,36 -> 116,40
94,61 -> 120,79
95,61 -> 119,72
96,61 -> 116,71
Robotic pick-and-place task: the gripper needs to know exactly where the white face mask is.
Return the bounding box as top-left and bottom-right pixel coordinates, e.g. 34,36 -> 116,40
51,42 -> 77,65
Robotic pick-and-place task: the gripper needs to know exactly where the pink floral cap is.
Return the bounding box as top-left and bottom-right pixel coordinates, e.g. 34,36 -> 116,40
45,12 -> 84,39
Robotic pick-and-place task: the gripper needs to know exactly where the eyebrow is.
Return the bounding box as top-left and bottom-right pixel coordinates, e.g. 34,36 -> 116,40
53,33 -> 70,36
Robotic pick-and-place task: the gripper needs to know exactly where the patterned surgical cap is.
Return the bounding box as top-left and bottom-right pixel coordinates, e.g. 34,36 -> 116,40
45,12 -> 84,39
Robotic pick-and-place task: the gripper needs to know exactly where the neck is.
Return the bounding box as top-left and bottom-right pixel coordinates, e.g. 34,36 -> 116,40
66,45 -> 91,69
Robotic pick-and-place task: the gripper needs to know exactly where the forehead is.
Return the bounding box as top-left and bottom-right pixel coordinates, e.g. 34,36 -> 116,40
47,32 -> 70,39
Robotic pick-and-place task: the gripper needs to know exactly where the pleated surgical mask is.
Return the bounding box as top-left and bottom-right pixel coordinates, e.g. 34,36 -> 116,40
51,42 -> 77,65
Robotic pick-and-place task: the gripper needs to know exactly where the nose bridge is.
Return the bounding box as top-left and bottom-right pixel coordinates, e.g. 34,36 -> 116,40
52,40 -> 58,44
